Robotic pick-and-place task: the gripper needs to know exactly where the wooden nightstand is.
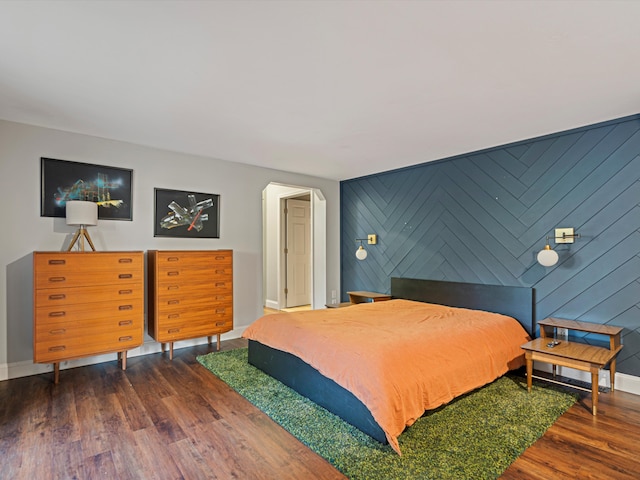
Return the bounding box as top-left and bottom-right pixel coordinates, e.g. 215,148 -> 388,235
521,317 -> 623,415
347,291 -> 392,304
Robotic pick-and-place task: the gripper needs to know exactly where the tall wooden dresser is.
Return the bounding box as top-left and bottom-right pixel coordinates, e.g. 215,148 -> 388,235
147,250 -> 233,359
33,251 -> 144,383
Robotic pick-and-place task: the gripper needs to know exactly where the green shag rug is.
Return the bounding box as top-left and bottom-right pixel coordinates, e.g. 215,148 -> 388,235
197,348 -> 576,479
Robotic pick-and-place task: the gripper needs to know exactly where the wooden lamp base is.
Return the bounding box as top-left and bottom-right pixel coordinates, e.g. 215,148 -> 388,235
67,227 -> 96,252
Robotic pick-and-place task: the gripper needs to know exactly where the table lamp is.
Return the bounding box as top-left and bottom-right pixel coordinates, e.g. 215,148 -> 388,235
66,200 -> 98,251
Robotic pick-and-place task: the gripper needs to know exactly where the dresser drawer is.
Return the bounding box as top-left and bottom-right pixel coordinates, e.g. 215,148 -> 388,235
154,297 -> 228,313
36,283 -> 142,307
34,321 -> 142,363
155,250 -> 232,268
155,282 -> 232,302
35,297 -> 143,327
155,266 -> 232,286
155,314 -> 232,342
157,306 -> 232,326
34,252 -> 143,289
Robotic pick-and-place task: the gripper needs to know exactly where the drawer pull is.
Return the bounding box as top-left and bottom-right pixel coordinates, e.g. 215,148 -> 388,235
48,294 -> 66,300
119,274 -> 133,279
215,282 -> 225,287
119,305 -> 133,311
215,321 -> 226,327
167,271 -> 179,276
168,314 -> 180,319
49,328 -> 66,335
48,277 -> 66,283
168,328 -> 180,333
215,269 -> 225,274
118,336 -> 133,342
49,345 -> 66,352
215,295 -> 225,300
167,285 -> 179,290
215,256 -> 226,260
216,308 -> 226,314
119,320 -> 133,326
49,311 -> 66,317
48,259 -> 66,265
118,258 -> 133,263
167,257 -> 179,262
168,300 -> 179,305
119,289 -> 133,295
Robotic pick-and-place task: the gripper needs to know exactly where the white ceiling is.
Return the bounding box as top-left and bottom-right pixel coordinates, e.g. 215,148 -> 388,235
1,1 -> 639,181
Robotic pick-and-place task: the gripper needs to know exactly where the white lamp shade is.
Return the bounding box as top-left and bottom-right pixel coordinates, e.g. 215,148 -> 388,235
537,247 -> 559,267
355,245 -> 368,260
66,201 -> 98,226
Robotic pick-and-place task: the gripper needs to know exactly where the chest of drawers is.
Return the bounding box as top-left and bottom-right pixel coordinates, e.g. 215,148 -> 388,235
33,251 -> 144,383
147,250 -> 233,359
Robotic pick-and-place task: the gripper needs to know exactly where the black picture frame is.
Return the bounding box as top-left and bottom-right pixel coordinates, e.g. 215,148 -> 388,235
40,157 -> 133,220
154,188 -> 220,238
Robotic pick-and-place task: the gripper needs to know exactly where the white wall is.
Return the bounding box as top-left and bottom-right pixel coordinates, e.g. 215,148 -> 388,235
0,120 -> 340,380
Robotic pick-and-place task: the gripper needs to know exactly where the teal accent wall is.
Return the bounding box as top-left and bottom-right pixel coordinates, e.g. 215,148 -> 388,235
340,114 -> 640,376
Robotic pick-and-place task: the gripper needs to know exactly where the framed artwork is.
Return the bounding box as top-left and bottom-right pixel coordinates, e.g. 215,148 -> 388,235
40,157 -> 133,220
154,188 -> 220,238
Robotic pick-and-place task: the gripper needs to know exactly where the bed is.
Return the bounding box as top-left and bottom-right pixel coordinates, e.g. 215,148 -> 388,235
243,278 -> 534,454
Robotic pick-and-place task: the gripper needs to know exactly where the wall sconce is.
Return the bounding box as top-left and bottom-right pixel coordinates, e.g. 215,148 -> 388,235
355,234 -> 377,261
66,200 -> 98,251
537,228 -> 581,267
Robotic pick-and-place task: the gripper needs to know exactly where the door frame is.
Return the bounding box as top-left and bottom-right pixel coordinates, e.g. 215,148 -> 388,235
262,183 -> 326,311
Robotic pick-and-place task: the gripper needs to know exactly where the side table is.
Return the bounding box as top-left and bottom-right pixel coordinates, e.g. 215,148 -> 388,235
521,317 -> 623,415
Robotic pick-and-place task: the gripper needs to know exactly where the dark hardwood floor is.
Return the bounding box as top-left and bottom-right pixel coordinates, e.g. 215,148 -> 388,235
2,339 -> 639,479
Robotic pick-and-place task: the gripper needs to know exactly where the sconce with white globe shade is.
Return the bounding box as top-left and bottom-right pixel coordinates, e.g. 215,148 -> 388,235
536,243 -> 559,267
355,234 -> 377,261
536,228 -> 580,267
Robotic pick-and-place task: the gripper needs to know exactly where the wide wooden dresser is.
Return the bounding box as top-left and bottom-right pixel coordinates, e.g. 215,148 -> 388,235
147,249 -> 233,359
33,251 -> 144,383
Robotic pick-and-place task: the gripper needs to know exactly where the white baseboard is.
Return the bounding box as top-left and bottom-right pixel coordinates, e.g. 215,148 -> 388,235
535,362 -> 640,396
0,327 -> 247,382
264,299 -> 279,310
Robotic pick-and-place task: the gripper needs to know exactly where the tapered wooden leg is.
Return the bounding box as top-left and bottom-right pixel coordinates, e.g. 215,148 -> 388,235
217,334 -> 221,351
591,368 -> 599,415
169,342 -> 174,360
53,362 -> 60,384
610,359 -> 617,392
121,351 -> 127,370
525,353 -> 533,392
82,228 -> 96,251
66,230 -> 81,251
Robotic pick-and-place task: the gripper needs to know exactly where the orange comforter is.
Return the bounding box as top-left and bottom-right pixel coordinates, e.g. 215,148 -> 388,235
242,299 -> 530,454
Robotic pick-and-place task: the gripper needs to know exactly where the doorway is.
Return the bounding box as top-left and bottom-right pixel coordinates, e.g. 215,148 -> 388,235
262,183 -> 327,311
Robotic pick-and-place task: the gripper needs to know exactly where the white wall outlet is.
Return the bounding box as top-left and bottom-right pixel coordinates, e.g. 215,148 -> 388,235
557,327 -> 569,340
331,290 -> 337,299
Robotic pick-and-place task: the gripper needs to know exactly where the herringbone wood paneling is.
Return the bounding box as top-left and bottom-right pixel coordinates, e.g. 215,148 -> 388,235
341,115 -> 640,376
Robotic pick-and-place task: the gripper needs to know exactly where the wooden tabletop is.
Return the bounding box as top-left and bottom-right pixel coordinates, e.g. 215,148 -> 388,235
521,338 -> 622,367
538,317 -> 623,336
347,291 -> 391,299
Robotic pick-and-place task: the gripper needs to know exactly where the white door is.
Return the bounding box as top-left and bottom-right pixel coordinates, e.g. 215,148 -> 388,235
285,199 -> 311,307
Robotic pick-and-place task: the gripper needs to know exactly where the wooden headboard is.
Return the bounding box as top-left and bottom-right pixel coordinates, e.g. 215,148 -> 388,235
390,277 -> 535,336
